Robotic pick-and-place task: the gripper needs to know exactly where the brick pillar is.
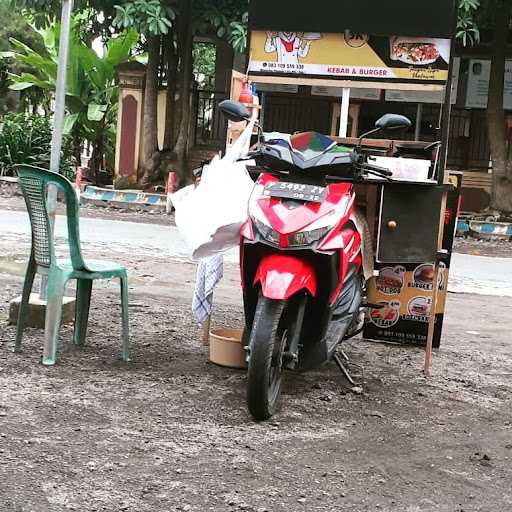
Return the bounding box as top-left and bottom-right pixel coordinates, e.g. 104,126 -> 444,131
115,62 -> 146,187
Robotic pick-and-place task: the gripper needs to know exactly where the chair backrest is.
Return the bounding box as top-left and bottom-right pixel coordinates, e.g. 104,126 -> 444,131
15,165 -> 86,270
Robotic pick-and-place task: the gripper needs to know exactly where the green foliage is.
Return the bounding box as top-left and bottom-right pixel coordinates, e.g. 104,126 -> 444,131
193,42 -> 216,89
196,0 -> 248,52
229,14 -> 248,54
0,3 -> 42,53
457,0 -> 481,46
9,0 -> 119,37
113,0 -> 175,35
1,20 -> 139,172
0,2 -> 48,113
0,112 -> 74,176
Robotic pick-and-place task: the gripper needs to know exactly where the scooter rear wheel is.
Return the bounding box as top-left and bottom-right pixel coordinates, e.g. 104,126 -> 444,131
247,295 -> 287,421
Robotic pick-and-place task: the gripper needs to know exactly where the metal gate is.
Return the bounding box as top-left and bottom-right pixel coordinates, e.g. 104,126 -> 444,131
262,94 -> 333,135
194,90 -> 228,148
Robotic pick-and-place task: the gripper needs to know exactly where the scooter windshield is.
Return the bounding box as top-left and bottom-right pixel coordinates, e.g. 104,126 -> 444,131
290,132 -> 337,160
261,131 -> 353,171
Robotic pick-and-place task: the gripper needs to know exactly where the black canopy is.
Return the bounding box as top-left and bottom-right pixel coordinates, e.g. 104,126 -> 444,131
249,0 -> 456,39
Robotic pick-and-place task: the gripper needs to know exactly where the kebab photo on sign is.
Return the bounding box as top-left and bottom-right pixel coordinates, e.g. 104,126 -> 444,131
389,36 -> 450,66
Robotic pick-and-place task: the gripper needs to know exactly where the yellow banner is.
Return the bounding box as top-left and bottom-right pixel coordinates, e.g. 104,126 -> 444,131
249,31 -> 450,82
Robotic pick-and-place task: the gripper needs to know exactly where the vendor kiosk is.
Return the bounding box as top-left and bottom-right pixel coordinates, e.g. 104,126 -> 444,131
231,0 -> 462,373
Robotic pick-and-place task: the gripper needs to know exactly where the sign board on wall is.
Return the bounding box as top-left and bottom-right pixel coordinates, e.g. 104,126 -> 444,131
249,31 -> 451,83
466,59 -> 512,109
255,83 -> 299,93
311,86 -> 381,100
385,58 -> 460,104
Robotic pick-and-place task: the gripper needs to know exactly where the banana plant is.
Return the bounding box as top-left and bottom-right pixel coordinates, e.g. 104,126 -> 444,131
0,19 -> 139,177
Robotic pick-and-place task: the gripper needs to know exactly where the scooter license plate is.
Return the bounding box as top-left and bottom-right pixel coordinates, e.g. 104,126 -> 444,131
263,182 -> 327,203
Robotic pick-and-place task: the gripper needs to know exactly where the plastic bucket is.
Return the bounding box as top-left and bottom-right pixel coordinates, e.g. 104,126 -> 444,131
209,328 -> 247,369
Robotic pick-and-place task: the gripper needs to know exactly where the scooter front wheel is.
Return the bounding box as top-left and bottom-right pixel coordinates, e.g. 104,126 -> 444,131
247,295 -> 287,421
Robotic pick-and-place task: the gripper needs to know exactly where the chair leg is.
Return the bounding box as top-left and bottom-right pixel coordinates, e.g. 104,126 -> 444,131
14,257 -> 37,353
120,273 -> 130,362
42,271 -> 66,366
73,279 -> 92,347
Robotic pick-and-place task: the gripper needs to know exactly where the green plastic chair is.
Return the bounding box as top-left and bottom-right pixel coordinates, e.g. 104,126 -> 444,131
14,165 -> 130,366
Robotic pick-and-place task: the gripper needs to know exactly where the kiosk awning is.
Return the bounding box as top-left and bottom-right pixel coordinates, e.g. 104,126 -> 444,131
249,0 -> 457,39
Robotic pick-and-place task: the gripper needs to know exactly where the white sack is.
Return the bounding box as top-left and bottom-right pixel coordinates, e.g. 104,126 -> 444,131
172,121 -> 255,260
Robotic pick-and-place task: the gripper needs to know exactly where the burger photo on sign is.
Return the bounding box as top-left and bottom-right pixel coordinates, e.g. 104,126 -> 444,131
407,296 -> 432,317
413,264 -> 435,286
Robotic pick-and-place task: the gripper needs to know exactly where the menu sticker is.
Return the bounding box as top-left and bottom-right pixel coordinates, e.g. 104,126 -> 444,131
409,263 -> 446,291
403,296 -> 433,322
369,300 -> 401,328
375,265 -> 406,295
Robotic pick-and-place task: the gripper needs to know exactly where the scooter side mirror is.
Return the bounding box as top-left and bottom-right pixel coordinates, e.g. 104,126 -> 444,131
375,114 -> 412,132
219,100 -> 250,122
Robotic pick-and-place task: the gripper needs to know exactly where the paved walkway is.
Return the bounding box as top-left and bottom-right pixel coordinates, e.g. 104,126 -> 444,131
1,209 -> 511,296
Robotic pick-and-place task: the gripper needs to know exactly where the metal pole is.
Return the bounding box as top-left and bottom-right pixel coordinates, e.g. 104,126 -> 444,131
414,103 -> 423,141
423,260 -> 440,376
50,0 -> 73,175
437,37 -> 456,186
40,0 -> 74,300
259,91 -> 266,130
338,88 -> 351,138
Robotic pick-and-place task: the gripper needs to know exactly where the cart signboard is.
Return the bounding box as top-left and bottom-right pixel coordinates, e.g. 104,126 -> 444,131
249,32 -> 451,84
363,173 -> 462,348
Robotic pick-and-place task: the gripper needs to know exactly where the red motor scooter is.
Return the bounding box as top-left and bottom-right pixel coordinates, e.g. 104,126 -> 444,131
219,101 -> 411,420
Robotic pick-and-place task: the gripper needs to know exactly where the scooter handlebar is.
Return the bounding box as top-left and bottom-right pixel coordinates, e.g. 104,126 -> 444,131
361,162 -> 393,177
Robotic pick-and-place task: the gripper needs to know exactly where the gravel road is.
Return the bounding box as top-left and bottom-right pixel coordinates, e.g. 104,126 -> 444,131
1,195 -> 511,511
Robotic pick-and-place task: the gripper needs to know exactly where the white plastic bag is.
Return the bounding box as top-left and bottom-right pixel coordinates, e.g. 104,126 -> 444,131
372,156 -> 431,182
172,121 -> 255,260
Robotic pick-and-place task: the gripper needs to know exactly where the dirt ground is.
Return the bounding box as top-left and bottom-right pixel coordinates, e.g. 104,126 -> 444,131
1,240 -> 512,512
452,238 -> 512,259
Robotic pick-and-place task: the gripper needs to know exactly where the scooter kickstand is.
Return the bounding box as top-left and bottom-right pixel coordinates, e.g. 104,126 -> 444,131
340,349 -> 350,362
333,352 -> 356,386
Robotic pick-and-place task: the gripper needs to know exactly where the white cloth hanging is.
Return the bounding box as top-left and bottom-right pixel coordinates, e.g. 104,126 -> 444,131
192,254 -> 224,324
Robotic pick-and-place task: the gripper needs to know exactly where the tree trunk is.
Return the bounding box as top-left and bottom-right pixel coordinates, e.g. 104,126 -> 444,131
163,31 -> 178,151
174,0 -> 194,186
487,0 -> 512,213
90,147 -> 100,186
72,133 -> 82,165
141,35 -> 161,185
4,89 -> 20,113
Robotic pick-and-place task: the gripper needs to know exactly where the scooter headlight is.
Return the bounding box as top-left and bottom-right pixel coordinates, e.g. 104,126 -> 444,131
253,218 -> 280,245
287,227 -> 330,247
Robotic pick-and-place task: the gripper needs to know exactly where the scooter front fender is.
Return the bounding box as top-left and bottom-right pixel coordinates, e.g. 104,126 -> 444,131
254,254 -> 317,300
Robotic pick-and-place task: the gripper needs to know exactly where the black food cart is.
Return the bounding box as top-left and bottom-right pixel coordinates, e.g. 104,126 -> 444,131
227,0 -> 462,374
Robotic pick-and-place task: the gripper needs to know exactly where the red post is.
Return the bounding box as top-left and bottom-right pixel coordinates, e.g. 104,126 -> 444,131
75,167 -> 83,193
166,171 -> 177,214
167,171 -> 177,193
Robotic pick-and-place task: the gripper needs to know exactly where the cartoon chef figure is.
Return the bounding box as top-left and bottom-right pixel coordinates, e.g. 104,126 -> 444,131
265,31 -> 311,66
